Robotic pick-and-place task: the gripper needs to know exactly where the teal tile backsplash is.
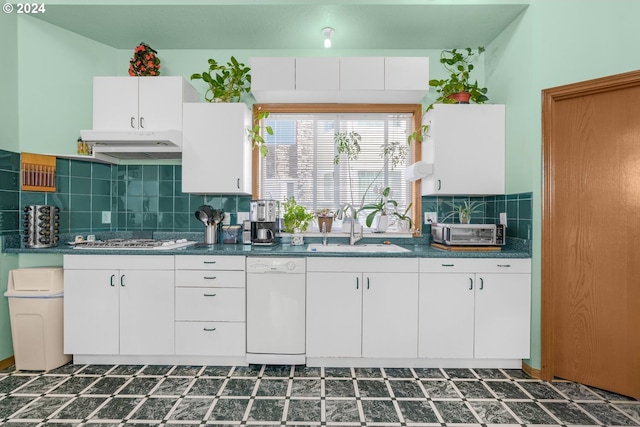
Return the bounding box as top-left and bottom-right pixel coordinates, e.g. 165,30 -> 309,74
0,148 -> 532,240
422,192 -> 533,240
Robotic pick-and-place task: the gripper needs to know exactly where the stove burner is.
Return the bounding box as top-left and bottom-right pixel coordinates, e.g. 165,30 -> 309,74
74,238 -> 195,250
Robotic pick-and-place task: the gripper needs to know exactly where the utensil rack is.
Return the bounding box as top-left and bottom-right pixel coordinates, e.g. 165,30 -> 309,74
21,153 -> 57,192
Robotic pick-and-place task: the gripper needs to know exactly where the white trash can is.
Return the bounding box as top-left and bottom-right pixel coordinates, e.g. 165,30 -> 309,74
4,267 -> 71,371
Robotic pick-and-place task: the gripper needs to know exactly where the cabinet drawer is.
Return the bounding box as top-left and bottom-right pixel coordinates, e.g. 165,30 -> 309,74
64,255 -> 174,270
419,258 -> 531,274
175,270 -> 245,288
307,257 -> 418,273
175,255 -> 245,271
175,288 -> 245,321
175,321 -> 245,356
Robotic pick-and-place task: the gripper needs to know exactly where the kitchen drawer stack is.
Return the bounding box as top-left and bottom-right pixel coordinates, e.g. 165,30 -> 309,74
174,256 -> 246,356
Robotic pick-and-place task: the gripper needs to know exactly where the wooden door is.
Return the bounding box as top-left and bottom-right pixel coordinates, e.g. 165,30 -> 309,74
542,71 -> 640,399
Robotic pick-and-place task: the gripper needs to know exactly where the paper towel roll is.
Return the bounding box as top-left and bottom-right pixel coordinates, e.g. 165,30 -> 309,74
405,161 -> 433,182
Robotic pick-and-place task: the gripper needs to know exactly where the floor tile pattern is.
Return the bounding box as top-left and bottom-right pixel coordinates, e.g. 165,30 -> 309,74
1,364 -> 638,426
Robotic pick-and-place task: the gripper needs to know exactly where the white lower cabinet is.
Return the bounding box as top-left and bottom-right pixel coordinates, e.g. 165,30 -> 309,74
306,258 -> 419,359
418,258 -> 531,360
174,255 -> 246,356
63,255 -> 175,355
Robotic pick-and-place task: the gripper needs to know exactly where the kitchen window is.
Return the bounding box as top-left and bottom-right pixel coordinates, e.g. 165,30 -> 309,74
253,104 -> 423,232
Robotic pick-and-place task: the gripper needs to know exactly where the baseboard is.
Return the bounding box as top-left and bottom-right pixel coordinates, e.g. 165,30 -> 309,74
0,356 -> 15,371
522,361 -> 541,379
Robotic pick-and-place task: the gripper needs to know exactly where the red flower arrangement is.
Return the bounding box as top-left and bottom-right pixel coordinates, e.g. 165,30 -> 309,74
129,42 -> 161,76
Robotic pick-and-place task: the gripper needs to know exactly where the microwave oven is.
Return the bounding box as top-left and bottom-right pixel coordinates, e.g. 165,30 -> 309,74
431,223 -> 505,246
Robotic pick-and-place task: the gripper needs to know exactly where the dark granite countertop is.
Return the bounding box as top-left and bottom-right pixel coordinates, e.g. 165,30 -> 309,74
2,232 -> 531,259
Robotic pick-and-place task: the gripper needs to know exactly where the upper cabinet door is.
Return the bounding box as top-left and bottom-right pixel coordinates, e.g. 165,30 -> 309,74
92,77 -> 139,130
296,57 -> 340,91
422,104 -> 506,195
385,57 -> 430,90
340,57 -> 384,91
138,76 -> 189,131
250,57 -> 295,91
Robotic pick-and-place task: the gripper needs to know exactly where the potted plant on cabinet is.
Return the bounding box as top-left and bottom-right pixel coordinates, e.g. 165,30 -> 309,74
190,56 -> 273,156
315,208 -> 334,233
282,197 -> 314,245
428,46 -> 489,111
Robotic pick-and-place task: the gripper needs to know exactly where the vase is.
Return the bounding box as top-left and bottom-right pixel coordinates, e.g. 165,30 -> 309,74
291,233 -> 304,246
377,215 -> 389,232
397,219 -> 411,232
447,92 -> 471,104
459,212 -> 470,224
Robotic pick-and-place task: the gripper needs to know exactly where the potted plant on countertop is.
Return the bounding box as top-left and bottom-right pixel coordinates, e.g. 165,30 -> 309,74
190,56 -> 273,156
282,197 -> 314,245
442,200 -> 484,224
315,208 -> 334,233
428,46 -> 489,111
360,186 -> 397,232
393,202 -> 414,232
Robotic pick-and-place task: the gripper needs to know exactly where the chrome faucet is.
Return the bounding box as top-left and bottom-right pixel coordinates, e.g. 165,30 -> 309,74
337,203 -> 364,245
321,222 -> 328,246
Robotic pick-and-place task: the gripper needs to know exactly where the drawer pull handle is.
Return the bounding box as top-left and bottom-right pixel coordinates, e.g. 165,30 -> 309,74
366,277 -> 370,290
203,293 -> 217,297
356,277 -> 359,289
469,278 -> 473,290
441,264 -> 454,267
497,264 -> 511,268
204,276 -> 217,280
203,327 -> 217,332
203,261 -> 217,264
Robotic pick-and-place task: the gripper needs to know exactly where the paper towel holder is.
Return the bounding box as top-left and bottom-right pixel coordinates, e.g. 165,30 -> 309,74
405,161 -> 434,182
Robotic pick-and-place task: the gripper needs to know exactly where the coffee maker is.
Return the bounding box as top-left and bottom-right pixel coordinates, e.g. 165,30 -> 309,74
250,199 -> 278,245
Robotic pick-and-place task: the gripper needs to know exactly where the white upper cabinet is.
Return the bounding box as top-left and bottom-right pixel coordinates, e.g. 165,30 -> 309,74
181,103 -> 252,194
421,104 -> 505,195
250,56 -> 428,103
92,76 -> 197,131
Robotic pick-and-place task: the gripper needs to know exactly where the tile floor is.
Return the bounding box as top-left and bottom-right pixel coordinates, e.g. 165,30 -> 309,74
1,364 -> 639,426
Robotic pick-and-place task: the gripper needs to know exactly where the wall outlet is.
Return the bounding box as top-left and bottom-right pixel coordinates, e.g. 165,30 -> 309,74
102,211 -> 111,224
499,212 -> 507,225
424,212 -> 438,224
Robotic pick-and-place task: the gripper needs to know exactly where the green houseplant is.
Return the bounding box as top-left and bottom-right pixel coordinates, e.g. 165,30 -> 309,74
190,56 -> 251,103
428,46 -> 489,110
393,202 -> 414,231
442,200 -> 484,224
360,186 -> 397,229
282,197 -> 314,234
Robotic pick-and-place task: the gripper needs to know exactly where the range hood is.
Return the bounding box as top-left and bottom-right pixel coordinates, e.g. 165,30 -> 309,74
79,129 -> 182,160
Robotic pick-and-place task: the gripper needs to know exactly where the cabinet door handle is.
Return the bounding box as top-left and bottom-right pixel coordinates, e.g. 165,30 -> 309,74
469,277 -> 473,290
356,277 -> 359,289
437,179 -> 442,191
203,327 -> 217,332
203,293 -> 217,297
237,178 -> 240,189
479,277 -> 484,290
110,274 -> 116,287
120,275 -> 125,287
366,277 -> 370,290
203,276 -> 217,280
130,117 -> 136,128
497,264 -> 511,268
441,264 -> 455,267
139,117 -> 145,128
203,261 -> 216,264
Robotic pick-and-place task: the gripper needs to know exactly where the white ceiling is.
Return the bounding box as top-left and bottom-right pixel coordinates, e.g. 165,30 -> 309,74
32,1 -> 529,50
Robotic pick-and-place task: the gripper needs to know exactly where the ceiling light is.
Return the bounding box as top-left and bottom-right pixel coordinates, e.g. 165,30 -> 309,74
322,27 -> 334,48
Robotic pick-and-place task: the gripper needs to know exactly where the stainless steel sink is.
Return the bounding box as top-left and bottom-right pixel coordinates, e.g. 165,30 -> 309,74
306,243 -> 410,253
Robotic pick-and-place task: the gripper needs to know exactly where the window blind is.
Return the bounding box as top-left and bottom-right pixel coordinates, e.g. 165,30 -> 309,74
259,112 -> 413,230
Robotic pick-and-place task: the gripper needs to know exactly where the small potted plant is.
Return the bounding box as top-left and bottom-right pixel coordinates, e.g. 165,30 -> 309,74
393,203 -> 414,232
442,200 -> 484,224
190,56 -> 251,103
282,197 -> 314,245
360,186 -> 397,232
128,42 -> 161,76
428,46 -> 489,110
315,208 -> 334,233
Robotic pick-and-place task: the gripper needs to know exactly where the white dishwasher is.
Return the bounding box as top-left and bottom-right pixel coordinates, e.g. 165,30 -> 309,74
246,257 -> 306,364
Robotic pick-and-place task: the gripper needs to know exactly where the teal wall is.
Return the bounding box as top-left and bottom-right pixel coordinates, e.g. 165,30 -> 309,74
0,13 -> 19,153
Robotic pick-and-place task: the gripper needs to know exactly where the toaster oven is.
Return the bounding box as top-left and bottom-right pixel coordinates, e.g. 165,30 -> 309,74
431,223 -> 505,246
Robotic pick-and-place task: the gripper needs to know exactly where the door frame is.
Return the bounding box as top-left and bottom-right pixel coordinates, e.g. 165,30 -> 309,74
541,69 -> 640,381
